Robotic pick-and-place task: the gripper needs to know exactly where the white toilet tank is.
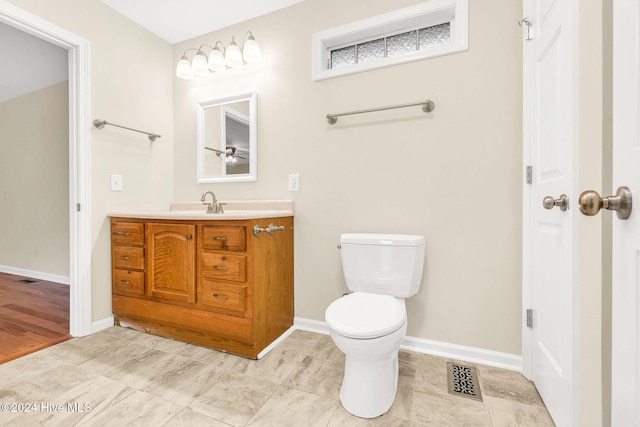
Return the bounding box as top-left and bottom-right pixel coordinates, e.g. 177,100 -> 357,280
340,233 -> 425,298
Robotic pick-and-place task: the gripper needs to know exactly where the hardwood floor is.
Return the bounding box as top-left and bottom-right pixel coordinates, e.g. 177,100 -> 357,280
0,272 -> 70,364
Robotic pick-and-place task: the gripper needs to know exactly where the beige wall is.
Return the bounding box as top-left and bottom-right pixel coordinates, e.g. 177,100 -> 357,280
0,81 -> 69,277
4,0 -> 175,322
173,0 -> 524,354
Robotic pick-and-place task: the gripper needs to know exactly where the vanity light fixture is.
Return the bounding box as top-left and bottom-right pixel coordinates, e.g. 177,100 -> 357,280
176,32 -> 262,80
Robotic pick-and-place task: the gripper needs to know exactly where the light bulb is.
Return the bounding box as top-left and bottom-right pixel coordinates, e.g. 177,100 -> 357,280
225,37 -> 243,68
208,46 -> 226,72
176,55 -> 194,80
243,33 -> 262,63
192,51 -> 209,76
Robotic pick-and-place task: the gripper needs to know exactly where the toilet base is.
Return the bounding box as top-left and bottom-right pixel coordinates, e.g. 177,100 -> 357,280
339,349 -> 400,418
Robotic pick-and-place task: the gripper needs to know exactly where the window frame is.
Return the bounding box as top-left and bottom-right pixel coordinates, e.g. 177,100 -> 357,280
312,0 -> 468,81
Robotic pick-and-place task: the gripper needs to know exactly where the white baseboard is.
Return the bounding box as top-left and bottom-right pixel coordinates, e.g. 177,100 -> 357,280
257,325 -> 297,359
294,317 -> 522,372
400,335 -> 522,371
91,316 -> 115,334
86,315 -> 521,371
0,264 -> 70,285
294,317 -> 331,335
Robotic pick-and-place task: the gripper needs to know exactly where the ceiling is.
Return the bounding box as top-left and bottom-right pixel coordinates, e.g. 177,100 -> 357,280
1,1 -> 305,103
99,0 -> 306,44
0,23 -> 68,103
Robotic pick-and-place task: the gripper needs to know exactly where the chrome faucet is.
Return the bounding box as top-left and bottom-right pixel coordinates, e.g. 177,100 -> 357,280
201,191 -> 219,214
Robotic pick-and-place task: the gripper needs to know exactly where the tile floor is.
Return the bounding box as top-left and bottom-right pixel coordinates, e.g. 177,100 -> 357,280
0,327 -> 555,426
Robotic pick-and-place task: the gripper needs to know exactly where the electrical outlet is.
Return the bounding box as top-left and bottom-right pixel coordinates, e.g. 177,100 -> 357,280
288,174 -> 300,192
110,174 -> 123,192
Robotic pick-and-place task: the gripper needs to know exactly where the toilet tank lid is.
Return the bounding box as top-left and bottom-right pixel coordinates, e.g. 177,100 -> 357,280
340,233 -> 425,247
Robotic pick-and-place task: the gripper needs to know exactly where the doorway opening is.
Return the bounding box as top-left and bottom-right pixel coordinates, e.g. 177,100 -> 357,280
0,1 -> 92,339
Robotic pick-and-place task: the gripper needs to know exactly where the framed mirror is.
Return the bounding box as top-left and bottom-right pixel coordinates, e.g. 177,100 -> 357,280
197,92 -> 257,183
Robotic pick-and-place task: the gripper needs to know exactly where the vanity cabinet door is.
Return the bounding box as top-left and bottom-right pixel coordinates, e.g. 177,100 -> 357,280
147,223 -> 196,303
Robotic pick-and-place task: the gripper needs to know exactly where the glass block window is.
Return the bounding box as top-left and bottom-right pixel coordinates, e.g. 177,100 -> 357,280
331,23 -> 450,68
356,39 -> 385,64
312,0 -> 468,81
387,30 -> 422,57
419,23 -> 451,49
331,46 -> 356,69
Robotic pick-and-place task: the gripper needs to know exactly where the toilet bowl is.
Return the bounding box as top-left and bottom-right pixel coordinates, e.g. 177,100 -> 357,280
325,233 -> 425,419
326,292 -> 407,418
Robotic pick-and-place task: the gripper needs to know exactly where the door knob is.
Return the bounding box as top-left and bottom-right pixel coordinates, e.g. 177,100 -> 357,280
543,194 -> 569,211
578,186 -> 632,220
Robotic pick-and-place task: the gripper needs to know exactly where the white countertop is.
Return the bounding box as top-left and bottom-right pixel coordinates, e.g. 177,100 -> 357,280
108,200 -> 294,220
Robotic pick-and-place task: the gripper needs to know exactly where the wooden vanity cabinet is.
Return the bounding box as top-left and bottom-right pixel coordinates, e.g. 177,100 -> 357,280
110,216 -> 294,359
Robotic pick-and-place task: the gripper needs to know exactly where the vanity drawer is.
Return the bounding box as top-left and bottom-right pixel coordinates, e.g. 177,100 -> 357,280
201,280 -> 247,315
201,252 -> 247,282
113,246 -> 145,270
201,226 -> 246,252
113,270 -> 144,296
112,222 -> 144,245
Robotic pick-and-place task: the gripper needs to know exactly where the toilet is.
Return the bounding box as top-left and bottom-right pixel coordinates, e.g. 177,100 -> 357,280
325,233 -> 425,418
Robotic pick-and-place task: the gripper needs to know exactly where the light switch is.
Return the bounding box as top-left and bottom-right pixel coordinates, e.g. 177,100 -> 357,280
110,174 -> 123,192
288,174 -> 300,192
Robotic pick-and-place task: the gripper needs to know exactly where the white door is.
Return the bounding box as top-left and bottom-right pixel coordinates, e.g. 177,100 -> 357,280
612,0 -> 640,424
522,0 -> 578,425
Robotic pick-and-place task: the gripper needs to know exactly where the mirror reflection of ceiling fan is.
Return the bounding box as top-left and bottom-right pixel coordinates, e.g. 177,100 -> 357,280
205,146 -> 247,162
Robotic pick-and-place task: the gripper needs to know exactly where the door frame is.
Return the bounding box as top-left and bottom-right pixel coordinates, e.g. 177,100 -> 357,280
0,0 -> 92,336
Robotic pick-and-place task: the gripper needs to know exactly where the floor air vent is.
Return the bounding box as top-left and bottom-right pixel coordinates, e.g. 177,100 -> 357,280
15,279 -> 38,284
447,362 -> 483,402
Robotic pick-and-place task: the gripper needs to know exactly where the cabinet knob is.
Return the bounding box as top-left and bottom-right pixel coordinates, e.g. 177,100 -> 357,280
213,236 -> 229,241
119,255 -> 131,260
186,234 -> 192,240
120,280 -> 132,285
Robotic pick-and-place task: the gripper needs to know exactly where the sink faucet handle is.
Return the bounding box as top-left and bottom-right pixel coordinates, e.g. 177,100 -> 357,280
214,201 -> 227,214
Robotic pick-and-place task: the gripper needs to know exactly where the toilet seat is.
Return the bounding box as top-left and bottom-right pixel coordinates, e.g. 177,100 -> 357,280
325,292 -> 406,339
